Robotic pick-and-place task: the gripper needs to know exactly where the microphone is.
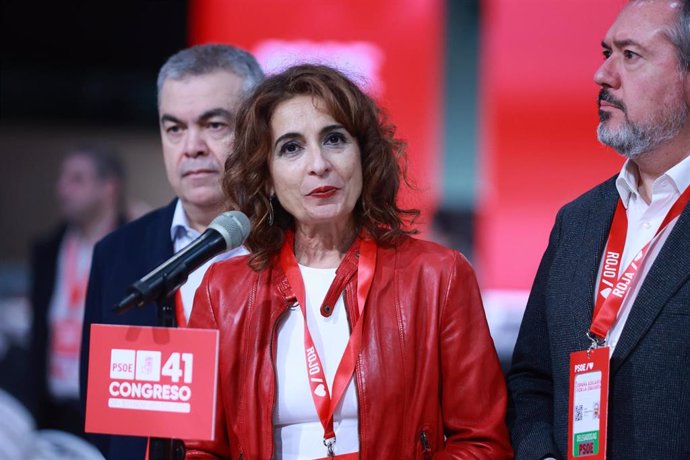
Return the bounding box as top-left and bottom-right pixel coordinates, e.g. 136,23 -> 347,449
113,210 -> 251,315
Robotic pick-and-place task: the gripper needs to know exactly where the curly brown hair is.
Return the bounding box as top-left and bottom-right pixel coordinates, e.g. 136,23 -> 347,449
224,64 -> 418,270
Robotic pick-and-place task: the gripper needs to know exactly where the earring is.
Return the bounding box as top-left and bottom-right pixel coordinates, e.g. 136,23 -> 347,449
361,198 -> 369,216
268,195 -> 275,226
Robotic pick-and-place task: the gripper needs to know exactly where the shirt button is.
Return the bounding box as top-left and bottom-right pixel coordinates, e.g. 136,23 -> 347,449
642,221 -> 651,229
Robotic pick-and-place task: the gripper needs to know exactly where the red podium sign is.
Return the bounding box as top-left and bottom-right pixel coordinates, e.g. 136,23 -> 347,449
85,324 -> 219,440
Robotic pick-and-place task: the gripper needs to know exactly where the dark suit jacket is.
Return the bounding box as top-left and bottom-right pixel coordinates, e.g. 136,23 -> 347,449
507,176 -> 690,460
80,200 -> 176,460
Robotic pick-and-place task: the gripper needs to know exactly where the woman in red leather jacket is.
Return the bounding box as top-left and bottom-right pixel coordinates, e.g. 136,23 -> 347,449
184,64 -> 512,460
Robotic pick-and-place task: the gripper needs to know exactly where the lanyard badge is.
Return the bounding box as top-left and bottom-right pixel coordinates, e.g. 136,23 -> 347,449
567,186 -> 689,459
568,347 -> 609,459
279,231 -> 376,459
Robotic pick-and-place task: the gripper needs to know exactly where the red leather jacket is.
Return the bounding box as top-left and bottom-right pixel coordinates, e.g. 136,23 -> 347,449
185,237 -> 512,459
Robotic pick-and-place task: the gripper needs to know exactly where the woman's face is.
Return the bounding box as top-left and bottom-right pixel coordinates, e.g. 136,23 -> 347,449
269,95 -> 362,230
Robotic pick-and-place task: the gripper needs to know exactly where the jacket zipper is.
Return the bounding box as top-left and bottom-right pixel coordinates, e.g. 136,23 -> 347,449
343,286 -> 366,458
419,431 -> 432,459
269,301 -> 291,459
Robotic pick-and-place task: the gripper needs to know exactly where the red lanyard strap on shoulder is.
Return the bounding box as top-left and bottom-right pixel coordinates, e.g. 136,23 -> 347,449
278,229 -> 377,452
64,233 -> 89,309
589,185 -> 690,342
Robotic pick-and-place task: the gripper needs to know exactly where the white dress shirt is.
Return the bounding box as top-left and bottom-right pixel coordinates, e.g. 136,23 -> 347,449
598,155 -> 690,353
170,200 -> 247,322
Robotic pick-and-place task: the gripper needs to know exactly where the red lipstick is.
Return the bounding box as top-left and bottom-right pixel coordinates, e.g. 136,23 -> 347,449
308,186 -> 338,198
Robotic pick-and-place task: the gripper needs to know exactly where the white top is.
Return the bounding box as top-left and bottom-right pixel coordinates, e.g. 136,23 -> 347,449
273,264 -> 359,459
170,200 -> 247,321
48,230 -> 93,400
598,154 -> 690,353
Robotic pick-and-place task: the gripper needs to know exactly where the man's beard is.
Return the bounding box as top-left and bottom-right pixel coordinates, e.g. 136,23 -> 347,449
596,89 -> 688,160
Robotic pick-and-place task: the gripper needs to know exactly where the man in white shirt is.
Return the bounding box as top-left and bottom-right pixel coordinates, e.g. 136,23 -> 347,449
79,44 -> 263,460
507,1 -> 690,458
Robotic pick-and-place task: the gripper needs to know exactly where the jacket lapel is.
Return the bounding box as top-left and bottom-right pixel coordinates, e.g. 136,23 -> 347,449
138,199 -> 177,326
563,179 -> 619,349
610,202 -> 690,373
148,199 -> 177,268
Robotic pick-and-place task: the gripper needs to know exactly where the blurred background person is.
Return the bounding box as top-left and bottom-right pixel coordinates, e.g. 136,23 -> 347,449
184,64 -> 512,459
27,146 -> 126,438
79,44 -> 264,460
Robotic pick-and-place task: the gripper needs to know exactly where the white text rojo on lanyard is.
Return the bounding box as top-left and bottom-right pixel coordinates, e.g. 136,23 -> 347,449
279,230 -> 377,459
591,185 -> 689,344
567,185 -> 689,460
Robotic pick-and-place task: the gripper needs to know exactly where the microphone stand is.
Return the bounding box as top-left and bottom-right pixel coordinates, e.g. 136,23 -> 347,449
115,267 -> 188,460
110,210 -> 250,459
148,290 -> 186,460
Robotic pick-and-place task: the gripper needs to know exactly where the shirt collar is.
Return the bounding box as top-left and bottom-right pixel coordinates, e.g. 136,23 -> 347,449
170,199 -> 200,242
666,153 -> 690,195
615,154 -> 690,208
615,160 -> 639,208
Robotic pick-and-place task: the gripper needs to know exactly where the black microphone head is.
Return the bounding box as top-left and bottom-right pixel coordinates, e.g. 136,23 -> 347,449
208,211 -> 251,250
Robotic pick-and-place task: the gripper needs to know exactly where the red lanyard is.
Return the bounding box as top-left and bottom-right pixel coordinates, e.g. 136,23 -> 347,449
64,233 -> 89,310
175,290 -> 186,328
589,185 -> 690,341
279,230 -> 376,457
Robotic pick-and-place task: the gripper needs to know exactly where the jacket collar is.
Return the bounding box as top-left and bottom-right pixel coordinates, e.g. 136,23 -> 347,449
560,178 -> 620,352
565,178 -> 690,373
610,200 -> 690,373
147,199 -> 178,272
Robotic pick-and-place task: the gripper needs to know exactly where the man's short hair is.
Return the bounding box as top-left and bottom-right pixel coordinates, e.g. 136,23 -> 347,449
156,44 -> 264,105
68,145 -> 126,214
70,145 -> 125,183
666,0 -> 690,70
634,0 -> 690,70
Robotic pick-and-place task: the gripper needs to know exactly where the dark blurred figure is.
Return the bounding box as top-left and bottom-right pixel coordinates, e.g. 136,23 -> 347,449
27,146 -> 126,437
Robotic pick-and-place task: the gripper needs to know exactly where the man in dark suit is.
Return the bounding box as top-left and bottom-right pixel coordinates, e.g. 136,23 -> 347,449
29,146 -> 125,437
508,1 -> 690,459
79,44 -> 263,459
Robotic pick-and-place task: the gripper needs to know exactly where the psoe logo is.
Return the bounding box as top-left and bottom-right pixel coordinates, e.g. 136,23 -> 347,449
110,349 -> 136,380
573,362 -> 594,373
108,349 -> 194,413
